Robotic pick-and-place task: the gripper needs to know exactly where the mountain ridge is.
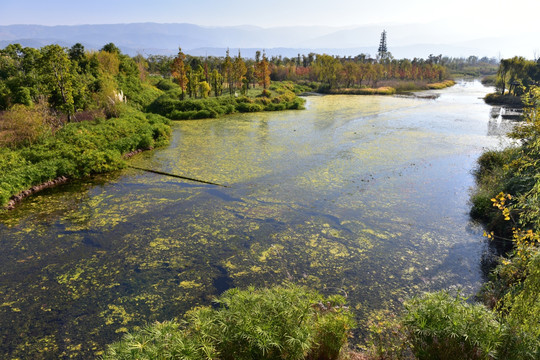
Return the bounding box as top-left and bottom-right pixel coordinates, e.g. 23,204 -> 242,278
0,22 -> 530,58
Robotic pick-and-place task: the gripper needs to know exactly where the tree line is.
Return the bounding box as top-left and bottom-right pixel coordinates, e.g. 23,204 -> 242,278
148,51 -> 452,91
495,56 -> 540,96
0,42 -> 156,122
168,48 -> 270,100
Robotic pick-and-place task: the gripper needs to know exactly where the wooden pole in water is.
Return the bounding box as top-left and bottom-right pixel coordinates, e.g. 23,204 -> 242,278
128,165 -> 228,187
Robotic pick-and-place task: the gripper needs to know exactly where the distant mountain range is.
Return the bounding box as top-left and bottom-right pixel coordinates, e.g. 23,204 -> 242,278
0,22 -> 534,59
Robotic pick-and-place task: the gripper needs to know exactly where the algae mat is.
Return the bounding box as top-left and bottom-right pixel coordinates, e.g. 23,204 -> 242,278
0,80 -> 514,358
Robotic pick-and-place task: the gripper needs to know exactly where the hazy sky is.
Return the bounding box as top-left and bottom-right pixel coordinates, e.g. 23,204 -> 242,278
1,0 -> 539,35
1,0 -> 539,58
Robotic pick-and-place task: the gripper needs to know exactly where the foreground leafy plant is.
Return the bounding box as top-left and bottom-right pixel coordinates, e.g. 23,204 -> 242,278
103,284 -> 354,360
402,291 -> 502,360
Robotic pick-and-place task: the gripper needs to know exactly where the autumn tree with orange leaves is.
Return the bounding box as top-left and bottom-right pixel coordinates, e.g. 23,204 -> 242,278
255,50 -> 270,90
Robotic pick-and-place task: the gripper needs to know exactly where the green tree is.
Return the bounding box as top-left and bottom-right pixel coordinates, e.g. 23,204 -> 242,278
133,54 -> 149,81
233,50 -> 247,93
313,54 -> 341,89
40,45 -> 74,121
0,44 -> 44,108
101,42 -> 121,55
69,43 -> 85,63
223,49 -> 234,95
210,68 -> 222,97
197,80 -> 211,98
378,30 -> 388,61
342,62 -> 358,87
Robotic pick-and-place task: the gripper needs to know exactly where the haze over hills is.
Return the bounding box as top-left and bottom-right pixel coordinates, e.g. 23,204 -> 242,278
0,22 -> 535,59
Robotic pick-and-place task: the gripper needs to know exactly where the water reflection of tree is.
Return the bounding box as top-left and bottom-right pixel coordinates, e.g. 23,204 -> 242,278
258,119 -> 269,145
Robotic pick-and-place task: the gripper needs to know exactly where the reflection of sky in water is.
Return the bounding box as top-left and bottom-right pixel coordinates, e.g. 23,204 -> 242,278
0,80 -> 516,358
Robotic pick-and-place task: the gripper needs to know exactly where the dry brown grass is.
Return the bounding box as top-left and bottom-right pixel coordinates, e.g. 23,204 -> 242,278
0,103 -> 52,147
329,87 -> 396,95
426,80 -> 456,89
0,103 -> 106,148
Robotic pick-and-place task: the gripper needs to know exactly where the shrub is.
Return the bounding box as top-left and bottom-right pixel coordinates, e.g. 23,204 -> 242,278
287,98 -> 306,110
469,148 -> 516,233
499,250 -> 540,359
146,86 -> 304,120
402,291 -> 502,360
484,93 -> 523,106
237,102 -> 263,113
0,107 -> 171,207
264,102 -> 286,111
104,320 -> 216,360
155,78 -> 179,91
260,89 -> 272,98
103,284 -> 354,360
0,103 -> 52,148
327,87 -> 396,95
426,80 -> 456,89
310,294 -> 356,360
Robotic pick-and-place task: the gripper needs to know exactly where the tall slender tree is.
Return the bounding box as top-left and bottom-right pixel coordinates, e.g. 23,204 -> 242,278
171,48 -> 188,100
255,50 -> 270,90
378,30 -> 388,61
233,50 -> 247,93
40,45 -> 74,121
210,68 -> 222,97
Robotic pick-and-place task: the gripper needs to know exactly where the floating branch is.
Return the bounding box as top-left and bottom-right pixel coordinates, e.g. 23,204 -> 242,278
128,165 -> 228,187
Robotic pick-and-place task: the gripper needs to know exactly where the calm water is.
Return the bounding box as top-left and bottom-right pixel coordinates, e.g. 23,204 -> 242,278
0,80 -> 515,358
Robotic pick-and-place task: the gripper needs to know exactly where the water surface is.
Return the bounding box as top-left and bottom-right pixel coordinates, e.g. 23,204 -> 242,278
0,80 -> 514,358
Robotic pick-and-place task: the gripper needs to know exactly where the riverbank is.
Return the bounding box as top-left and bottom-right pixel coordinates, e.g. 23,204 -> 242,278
0,106 -> 171,208
466,87 -> 540,359
146,80 -> 456,122
0,82 -> 310,209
